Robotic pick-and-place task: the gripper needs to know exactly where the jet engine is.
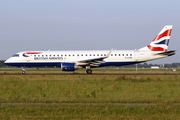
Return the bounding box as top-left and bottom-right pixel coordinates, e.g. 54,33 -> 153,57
61,63 -> 78,71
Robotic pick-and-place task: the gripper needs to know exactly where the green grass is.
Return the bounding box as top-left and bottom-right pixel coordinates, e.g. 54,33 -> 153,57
1,75 -> 180,103
1,105 -> 180,119
1,73 -> 180,119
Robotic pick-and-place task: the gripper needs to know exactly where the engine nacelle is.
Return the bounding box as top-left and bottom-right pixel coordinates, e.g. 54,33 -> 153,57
61,63 -> 78,71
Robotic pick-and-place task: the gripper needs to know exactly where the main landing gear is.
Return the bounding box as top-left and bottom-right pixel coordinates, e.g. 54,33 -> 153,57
86,69 -> 92,74
86,66 -> 92,74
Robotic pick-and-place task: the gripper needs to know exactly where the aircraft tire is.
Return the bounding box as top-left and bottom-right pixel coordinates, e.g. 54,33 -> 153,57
22,71 -> 26,74
86,69 -> 92,74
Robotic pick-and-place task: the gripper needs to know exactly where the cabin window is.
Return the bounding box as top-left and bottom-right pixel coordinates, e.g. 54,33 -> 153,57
115,54 -> 117,56
130,54 -> 132,56
126,54 -> 128,56
104,54 -> 106,56
34,55 -> 36,57
65,55 -> 67,56
119,54 -> 121,56
93,54 -> 95,56
81,54 -> 83,56
57,55 -> 59,56
42,55 -> 44,57
50,55 -> 51,57
97,54 -> 99,56
61,55 -> 63,56
122,54 -> 124,56
73,54 -> 74,56
77,54 -> 79,56
101,54 -> 103,56
69,55 -> 71,56
86,54 -> 87,56
46,55 -> 48,57
90,54 -> 91,56
53,55 -> 55,56
111,54 -> 113,56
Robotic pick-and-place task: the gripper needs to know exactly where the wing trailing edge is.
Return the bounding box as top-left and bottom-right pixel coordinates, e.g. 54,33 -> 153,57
77,48 -> 113,65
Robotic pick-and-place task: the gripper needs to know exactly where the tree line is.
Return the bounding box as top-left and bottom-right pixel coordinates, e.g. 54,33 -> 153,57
120,62 -> 180,68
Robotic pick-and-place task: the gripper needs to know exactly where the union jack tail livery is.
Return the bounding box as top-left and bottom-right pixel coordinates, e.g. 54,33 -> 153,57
139,25 -> 172,52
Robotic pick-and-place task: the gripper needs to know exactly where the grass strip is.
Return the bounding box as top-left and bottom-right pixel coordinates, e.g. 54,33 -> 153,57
0,105 -> 180,120
0,75 -> 180,103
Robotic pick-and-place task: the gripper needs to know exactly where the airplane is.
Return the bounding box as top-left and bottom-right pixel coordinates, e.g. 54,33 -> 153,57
4,25 -> 175,74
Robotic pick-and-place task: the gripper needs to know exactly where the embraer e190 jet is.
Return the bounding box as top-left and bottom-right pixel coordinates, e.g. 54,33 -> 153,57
4,25 -> 175,74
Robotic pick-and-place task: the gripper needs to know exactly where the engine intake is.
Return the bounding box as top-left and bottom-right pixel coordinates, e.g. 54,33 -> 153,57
61,63 -> 78,71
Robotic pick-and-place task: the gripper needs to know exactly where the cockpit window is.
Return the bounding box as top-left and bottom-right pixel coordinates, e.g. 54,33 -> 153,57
12,54 -> 19,57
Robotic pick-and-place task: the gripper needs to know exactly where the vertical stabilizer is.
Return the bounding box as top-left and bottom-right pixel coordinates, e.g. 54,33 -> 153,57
139,25 -> 172,51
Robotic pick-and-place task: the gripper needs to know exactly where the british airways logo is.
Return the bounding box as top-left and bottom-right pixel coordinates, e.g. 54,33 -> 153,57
23,52 -> 64,60
23,52 -> 42,57
34,57 -> 63,60
23,53 -> 29,57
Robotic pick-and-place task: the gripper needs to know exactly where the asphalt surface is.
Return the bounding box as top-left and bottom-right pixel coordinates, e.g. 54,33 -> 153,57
1,103 -> 178,106
0,73 -> 180,75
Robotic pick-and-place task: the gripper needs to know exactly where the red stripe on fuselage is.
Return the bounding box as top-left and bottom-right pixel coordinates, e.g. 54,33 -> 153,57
26,52 -> 42,54
147,45 -> 167,51
152,29 -> 172,42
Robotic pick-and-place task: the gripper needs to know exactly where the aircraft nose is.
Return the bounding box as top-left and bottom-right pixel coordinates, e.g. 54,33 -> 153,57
4,60 -> 9,65
4,58 -> 12,65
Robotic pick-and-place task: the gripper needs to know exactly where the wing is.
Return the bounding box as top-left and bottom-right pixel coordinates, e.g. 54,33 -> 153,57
77,49 -> 113,66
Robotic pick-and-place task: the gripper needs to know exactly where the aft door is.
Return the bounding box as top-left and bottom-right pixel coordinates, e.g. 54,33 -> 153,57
134,50 -> 139,61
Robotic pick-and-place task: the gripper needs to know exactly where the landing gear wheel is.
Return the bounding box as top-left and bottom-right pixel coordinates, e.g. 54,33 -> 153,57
86,69 -> 92,74
22,71 -> 26,74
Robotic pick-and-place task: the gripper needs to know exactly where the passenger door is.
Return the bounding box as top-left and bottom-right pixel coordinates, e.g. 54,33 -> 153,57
25,52 -> 31,62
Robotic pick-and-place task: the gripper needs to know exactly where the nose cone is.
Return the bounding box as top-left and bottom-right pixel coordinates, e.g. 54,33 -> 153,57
4,58 -> 12,65
4,60 -> 9,65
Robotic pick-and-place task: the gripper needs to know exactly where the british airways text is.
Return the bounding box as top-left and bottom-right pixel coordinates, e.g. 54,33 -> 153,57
34,57 -> 63,60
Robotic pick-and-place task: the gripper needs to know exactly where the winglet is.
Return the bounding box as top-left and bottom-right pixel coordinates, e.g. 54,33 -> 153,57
106,48 -> 113,57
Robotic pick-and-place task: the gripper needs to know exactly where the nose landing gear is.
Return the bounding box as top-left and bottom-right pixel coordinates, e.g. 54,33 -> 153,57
22,70 -> 26,74
21,67 -> 26,74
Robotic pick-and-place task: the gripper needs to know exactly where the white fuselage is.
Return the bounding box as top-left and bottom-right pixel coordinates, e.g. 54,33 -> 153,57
4,50 -> 167,67
4,25 -> 175,74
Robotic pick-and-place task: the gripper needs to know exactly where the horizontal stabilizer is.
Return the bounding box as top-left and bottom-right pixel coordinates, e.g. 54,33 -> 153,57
155,50 -> 176,56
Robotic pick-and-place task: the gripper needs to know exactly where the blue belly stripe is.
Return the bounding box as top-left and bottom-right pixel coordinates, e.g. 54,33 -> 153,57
5,62 -> 142,67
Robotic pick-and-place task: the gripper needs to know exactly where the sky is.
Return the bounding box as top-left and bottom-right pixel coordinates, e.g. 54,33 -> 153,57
0,0 -> 180,64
